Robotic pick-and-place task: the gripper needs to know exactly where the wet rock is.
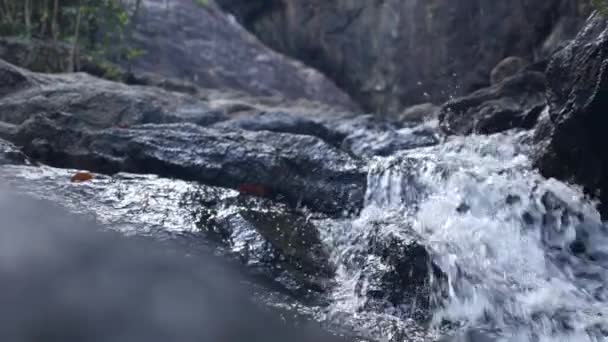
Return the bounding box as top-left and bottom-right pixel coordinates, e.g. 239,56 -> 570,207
1,165 -> 230,234
456,202 -> 471,214
490,56 -> 527,85
212,111 -> 343,146
439,71 -> 547,135
0,58 -> 32,98
540,190 -> 585,249
316,113 -> 441,158
342,125 -> 440,158
239,202 -> 334,277
0,138 -> 29,165
0,59 -> 227,128
319,114 -> 393,141
11,113 -> 367,215
0,190 -> 353,342
1,164 -> 335,295
218,0 -> 588,115
397,103 -> 440,124
505,194 -> 521,205
192,195 -> 335,291
352,220 -> 443,320
533,13 -> 608,218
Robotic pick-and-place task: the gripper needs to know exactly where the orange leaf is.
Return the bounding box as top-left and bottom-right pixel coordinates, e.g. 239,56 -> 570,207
71,171 -> 94,183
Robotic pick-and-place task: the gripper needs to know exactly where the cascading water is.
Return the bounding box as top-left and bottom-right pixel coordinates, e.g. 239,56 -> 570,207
319,130 -> 608,342
3,124 -> 608,342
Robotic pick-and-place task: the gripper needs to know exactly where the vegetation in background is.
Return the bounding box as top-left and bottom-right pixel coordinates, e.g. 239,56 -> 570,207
592,0 -> 608,16
0,0 -> 144,71
192,0 -> 210,8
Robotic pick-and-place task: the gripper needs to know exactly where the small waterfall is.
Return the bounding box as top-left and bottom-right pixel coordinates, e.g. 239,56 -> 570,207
321,131 -> 608,341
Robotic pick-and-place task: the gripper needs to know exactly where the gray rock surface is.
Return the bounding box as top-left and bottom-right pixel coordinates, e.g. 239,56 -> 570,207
10,112 -> 367,215
217,0 -> 589,115
125,0 -> 357,111
439,71 -> 547,135
490,56 -> 528,85
0,138 -> 29,165
534,13 -> 608,218
0,59 -> 227,128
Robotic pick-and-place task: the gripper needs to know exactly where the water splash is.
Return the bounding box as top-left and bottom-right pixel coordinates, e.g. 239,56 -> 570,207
4,129 -> 608,342
323,131 -> 608,341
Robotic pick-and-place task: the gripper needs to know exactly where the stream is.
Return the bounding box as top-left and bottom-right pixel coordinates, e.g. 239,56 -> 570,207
1,128 -> 607,342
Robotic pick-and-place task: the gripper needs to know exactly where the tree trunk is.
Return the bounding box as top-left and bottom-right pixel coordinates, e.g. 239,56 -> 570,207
1,0 -> 14,24
24,0 -> 32,38
51,0 -> 59,43
40,0 -> 50,37
69,1 -> 83,72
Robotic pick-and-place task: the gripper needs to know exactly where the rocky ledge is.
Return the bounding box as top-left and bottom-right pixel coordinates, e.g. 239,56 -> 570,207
2,8 -> 608,341
0,51 -> 446,336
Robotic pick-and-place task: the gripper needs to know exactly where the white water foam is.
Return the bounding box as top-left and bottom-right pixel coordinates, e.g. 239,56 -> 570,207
322,131 -> 608,341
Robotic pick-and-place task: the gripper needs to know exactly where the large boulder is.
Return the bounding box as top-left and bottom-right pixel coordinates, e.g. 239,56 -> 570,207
211,111 -> 344,146
0,59 -> 228,128
10,112 -> 367,215
0,190 -> 353,342
534,13 -> 608,218
123,0 -> 357,111
217,0 -> 589,115
439,71 -> 547,135
0,164 -> 334,294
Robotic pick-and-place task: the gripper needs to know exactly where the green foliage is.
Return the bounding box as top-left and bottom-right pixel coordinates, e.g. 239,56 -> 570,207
93,58 -> 123,80
0,0 -> 144,71
593,0 -> 608,16
192,0 -> 210,8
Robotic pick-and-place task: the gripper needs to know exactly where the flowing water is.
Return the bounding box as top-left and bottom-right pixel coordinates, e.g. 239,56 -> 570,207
319,130 -> 608,341
2,128 -> 608,342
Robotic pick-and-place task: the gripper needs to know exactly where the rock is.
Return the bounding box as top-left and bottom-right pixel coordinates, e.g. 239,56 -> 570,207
217,0 -> 588,115
0,59 -> 228,128
11,113 -> 367,215
397,103 -> 440,124
0,58 -> 32,98
490,56 -> 527,85
541,15 -> 590,57
306,112 -> 440,158
0,2 -> 358,113
212,111 -> 344,146
239,203 -> 334,277
0,190 -> 352,342
2,164 -> 335,294
439,71 -> 547,135
347,219 -> 443,319
194,195 -> 335,291
0,138 -> 29,165
539,190 -> 585,249
534,13 -> 608,218
123,0 -> 357,111
342,125 -> 440,158
0,36 -> 72,73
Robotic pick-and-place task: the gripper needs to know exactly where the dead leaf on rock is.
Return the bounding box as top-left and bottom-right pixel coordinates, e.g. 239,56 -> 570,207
71,171 -> 94,183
